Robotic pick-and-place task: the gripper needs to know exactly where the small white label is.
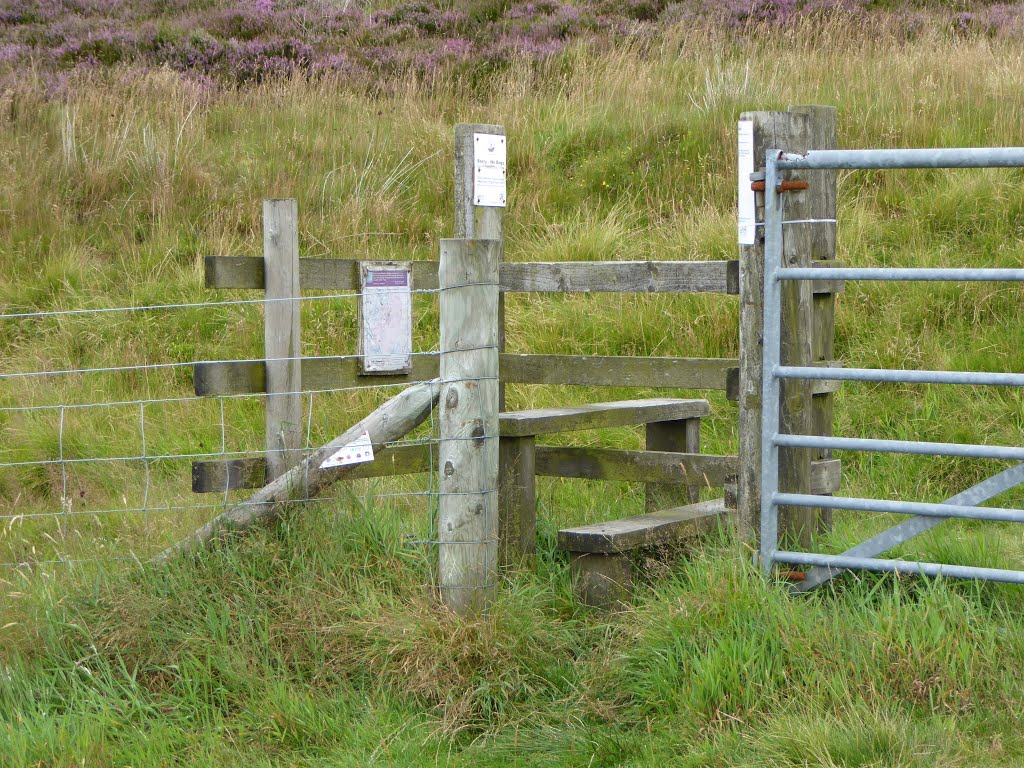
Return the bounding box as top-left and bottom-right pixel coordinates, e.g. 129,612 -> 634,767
738,120 -> 756,245
473,133 -> 506,207
320,431 -> 375,469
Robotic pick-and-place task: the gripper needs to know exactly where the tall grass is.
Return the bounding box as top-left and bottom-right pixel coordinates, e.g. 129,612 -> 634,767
2,18 -> 1024,765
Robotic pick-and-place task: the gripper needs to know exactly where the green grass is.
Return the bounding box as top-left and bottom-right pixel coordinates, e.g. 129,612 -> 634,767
3,19 -> 1024,765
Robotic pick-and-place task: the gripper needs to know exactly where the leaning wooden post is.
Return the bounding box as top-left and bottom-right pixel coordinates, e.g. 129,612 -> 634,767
737,107 -> 835,550
263,199 -> 302,481
438,238 -> 501,614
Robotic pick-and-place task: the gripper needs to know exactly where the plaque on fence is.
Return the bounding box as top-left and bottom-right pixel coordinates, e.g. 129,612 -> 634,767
473,133 -> 506,207
358,262 -> 413,374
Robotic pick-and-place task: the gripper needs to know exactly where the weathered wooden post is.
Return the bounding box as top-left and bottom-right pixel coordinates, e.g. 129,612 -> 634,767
438,238 -> 501,615
453,123 -> 531,567
737,107 -> 837,549
645,418 -> 701,511
263,199 -> 302,481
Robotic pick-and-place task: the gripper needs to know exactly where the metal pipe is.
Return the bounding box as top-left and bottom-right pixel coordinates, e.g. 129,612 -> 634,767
774,492 -> 1024,523
776,365 -> 1024,387
773,434 -> 1024,461
773,550 -> 1024,585
759,152 -> 785,576
775,147 -> 1024,170
777,267 -> 1024,282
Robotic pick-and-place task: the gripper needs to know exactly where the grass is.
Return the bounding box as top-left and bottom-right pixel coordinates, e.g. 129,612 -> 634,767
3,15 -> 1024,765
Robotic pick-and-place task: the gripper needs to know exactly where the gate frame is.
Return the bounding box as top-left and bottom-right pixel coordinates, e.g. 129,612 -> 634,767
759,146 -> 1024,588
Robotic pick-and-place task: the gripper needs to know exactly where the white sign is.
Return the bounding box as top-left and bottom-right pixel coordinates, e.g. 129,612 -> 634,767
737,120 -> 756,245
320,431 -> 375,469
359,263 -> 413,374
473,132 -> 506,207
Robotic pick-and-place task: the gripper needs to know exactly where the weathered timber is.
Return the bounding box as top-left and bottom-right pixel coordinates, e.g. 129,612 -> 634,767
561,498 -> 724,608
194,355 -> 440,396
157,380 -> 442,562
499,260 -> 739,294
498,436 -> 536,567
204,256 -> 440,291
499,398 -> 710,438
738,111 -> 772,543
503,354 -> 734,389
535,447 -> 734,486
800,106 -> 839,537
263,199 -> 302,480
727,362 -> 843,402
191,444 -> 434,493
570,552 -> 633,609
455,124 -> 505,411
533,447 -> 840,494
438,238 -> 501,615
190,445 -> 841,496
559,498 -> 729,555
207,256 -> 741,295
646,418 -> 701,510
738,107 -> 834,548
196,355 -> 736,396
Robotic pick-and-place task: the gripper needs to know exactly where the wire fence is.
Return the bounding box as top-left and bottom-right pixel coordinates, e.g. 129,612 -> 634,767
0,286 -> 447,589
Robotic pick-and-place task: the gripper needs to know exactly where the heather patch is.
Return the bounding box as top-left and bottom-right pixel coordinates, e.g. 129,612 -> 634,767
2,0 -> 1023,90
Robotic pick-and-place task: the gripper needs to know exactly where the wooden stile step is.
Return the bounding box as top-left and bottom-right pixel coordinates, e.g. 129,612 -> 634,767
558,498 -> 728,555
559,498 -> 729,609
499,398 -> 710,437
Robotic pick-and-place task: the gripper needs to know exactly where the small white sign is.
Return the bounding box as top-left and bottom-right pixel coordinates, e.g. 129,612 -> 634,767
473,132 -> 506,207
320,431 -> 375,469
737,120 -> 756,245
359,263 -> 413,374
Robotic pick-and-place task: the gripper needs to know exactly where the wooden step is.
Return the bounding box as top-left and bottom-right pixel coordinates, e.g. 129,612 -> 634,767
558,498 -> 728,555
499,398 -> 710,437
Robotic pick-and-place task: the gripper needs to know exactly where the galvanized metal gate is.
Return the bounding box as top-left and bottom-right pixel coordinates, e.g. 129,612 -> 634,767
759,147 -> 1024,590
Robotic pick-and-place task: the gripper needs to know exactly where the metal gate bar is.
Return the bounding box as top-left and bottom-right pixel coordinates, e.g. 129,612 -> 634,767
796,462 -> 1024,592
760,145 -> 1024,585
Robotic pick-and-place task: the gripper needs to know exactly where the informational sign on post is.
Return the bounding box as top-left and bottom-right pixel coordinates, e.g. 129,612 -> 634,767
358,262 -> 413,374
473,133 -> 506,207
737,120 -> 756,245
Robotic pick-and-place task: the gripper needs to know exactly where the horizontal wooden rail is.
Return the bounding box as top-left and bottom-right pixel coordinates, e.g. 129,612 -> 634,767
195,354 -> 740,396
725,362 -> 843,402
535,448 -> 841,494
502,354 -> 736,389
500,260 -> 738,294
192,443 -> 434,493
205,257 -> 740,294
195,444 -> 840,494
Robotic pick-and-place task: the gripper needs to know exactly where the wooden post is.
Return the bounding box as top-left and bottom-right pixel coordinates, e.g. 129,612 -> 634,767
455,123 -> 523,566
645,418 -> 701,512
498,436 -> 536,566
454,123 -> 505,403
737,107 -> 836,549
438,238 -> 501,615
263,199 -> 302,481
797,107 -> 839,536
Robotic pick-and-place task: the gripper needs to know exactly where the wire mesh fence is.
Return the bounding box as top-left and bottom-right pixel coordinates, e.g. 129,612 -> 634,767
0,284 -> 450,595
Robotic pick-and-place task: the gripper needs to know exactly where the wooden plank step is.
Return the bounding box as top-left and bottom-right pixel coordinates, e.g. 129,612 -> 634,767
558,498 -> 728,554
499,398 -> 710,437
